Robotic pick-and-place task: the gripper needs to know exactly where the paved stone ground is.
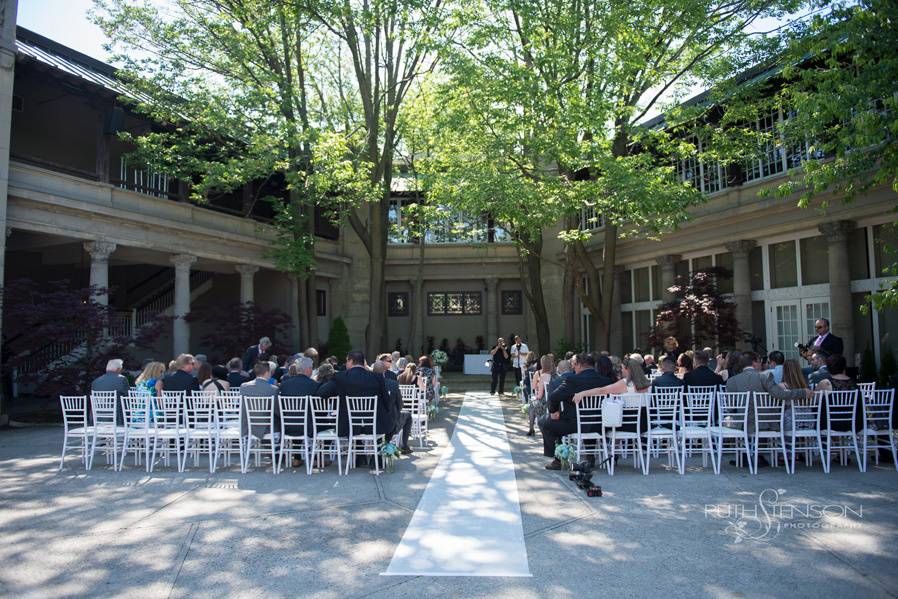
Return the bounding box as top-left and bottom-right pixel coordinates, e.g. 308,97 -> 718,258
1,392 -> 897,598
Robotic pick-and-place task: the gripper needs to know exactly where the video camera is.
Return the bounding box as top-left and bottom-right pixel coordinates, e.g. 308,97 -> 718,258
568,460 -> 602,497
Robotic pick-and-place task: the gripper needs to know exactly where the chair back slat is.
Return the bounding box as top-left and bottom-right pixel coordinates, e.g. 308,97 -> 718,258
347,395 -> 378,436
311,396 -> 339,435
717,391 -> 750,428
217,395 -> 242,429
683,389 -> 714,427
90,392 -> 118,428
279,395 -> 310,437
825,389 -> 858,425
244,395 -> 275,428
122,394 -> 154,429
791,393 -> 822,429
753,391 -> 784,428
185,395 -> 217,429
862,388 -> 895,428
649,388 -> 681,428
610,393 -> 645,428
60,395 -> 88,430
575,395 -> 603,433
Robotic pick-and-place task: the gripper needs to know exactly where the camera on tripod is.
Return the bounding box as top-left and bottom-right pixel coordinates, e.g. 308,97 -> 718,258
568,460 -> 602,497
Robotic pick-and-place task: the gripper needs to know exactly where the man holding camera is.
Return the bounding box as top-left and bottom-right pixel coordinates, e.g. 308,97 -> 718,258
509,335 -> 528,386
489,338 -> 510,395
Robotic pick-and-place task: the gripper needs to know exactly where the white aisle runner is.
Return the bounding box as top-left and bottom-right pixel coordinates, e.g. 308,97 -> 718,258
383,392 -> 531,577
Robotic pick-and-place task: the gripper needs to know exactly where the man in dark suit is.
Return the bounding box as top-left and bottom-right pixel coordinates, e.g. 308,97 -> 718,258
546,359 -> 574,396
162,354 -> 200,394
317,351 -> 395,439
242,336 -> 272,372
240,361 -> 280,439
651,357 -> 684,389
226,357 -> 250,389
372,360 -> 412,453
378,353 -> 398,381
683,351 -> 724,389
90,358 -> 130,423
279,356 -> 319,453
539,353 -> 611,470
806,318 -> 843,357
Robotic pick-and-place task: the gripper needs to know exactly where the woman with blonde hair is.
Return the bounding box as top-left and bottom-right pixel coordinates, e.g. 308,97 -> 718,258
135,361 -> 165,396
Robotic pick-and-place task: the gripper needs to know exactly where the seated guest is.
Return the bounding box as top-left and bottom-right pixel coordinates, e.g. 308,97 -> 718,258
547,360 -> 573,395
227,358 -> 249,388
539,353 -> 611,470
807,351 -> 832,387
572,356 -> 650,400
396,357 -> 408,373
683,350 -> 724,389
240,361 -> 280,437
195,354 -> 208,367
716,350 -> 742,382
315,362 -> 336,384
267,361 -> 279,385
596,355 -> 617,382
651,357 -> 684,389
391,351 -> 401,373
162,354 -> 200,394
372,360 -> 412,454
280,357 -> 319,396
642,354 -> 657,374
91,359 -> 130,422
726,352 -> 812,467
167,359 -> 178,375
317,351 -> 395,438
397,363 -> 417,386
270,355 -> 288,383
767,351 -> 785,385
283,362 -> 300,381
303,347 -> 320,368
676,353 -> 693,377
416,356 -> 437,406
378,353 -> 398,381
135,361 -> 165,397
198,362 -> 227,396
211,365 -> 231,390
814,354 -> 856,392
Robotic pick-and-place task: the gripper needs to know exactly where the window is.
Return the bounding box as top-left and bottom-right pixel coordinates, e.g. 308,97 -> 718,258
651,266 -> 663,301
769,240 -> 798,288
388,292 -> 409,317
315,289 -> 327,317
692,255 -> 713,273
579,206 -> 604,231
744,110 -> 786,182
674,135 -> 726,194
749,246 -> 764,291
715,252 -> 734,294
501,290 -> 523,315
799,235 -> 829,285
634,267 -> 651,302
427,292 -> 482,316
848,227 -> 869,280
874,223 -> 898,275
620,270 -> 633,304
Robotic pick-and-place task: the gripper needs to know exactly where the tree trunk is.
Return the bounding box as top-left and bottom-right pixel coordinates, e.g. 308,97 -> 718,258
562,258 -> 575,344
366,193 -> 389,359
597,223 -> 617,351
516,234 -> 551,355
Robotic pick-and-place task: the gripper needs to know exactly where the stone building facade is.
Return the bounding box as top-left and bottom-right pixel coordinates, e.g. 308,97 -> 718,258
0,8 -> 895,390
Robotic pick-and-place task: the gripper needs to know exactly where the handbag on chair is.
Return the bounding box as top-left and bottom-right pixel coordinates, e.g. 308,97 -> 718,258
602,396 -> 624,428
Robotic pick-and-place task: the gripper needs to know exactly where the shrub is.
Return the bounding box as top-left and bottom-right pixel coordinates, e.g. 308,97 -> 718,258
327,316 -> 351,360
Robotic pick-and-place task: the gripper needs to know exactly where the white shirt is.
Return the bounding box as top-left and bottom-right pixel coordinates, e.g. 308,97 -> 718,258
510,342 -> 529,368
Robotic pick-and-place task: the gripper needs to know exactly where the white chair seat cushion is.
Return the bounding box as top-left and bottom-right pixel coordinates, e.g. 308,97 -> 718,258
67,427 -> 93,435
752,430 -> 784,438
315,429 -> 339,439
217,428 -> 241,440
784,429 -> 820,437
570,432 -> 603,441
607,431 -> 639,440
680,425 -> 711,434
155,428 -> 189,438
862,428 -> 893,436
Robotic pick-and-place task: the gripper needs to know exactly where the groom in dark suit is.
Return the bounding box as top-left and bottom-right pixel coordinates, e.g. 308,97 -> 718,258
539,353 -> 611,470
316,351 -> 395,439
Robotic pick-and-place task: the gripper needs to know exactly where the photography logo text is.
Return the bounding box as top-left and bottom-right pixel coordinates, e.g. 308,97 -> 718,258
704,489 -> 863,543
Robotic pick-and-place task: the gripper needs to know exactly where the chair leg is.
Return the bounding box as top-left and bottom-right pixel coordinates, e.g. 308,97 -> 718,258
58,436 -> 69,471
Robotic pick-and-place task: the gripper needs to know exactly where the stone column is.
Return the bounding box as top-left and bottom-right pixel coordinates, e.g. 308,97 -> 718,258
287,273 -> 301,350
725,240 -> 756,348
170,254 -> 196,355
412,277 -> 425,355
0,1 -> 18,425
485,277 -> 498,346
609,266 -> 624,356
83,240 -> 117,305
655,254 -> 681,303
819,220 -> 855,365
235,264 -> 258,304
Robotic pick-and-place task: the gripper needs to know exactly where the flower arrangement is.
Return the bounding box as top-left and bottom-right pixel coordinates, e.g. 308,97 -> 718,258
520,402 -> 531,415
430,349 -> 449,367
380,441 -> 401,472
512,385 -> 522,395
427,403 -> 439,418
440,385 -> 448,396
554,441 -> 575,469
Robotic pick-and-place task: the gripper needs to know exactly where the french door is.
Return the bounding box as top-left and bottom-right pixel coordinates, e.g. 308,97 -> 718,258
768,299 -> 830,359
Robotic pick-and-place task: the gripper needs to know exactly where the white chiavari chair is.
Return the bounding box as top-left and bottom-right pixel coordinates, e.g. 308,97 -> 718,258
751,392 -> 789,473
861,388 -> 897,472
87,391 -> 121,470
711,391 -> 753,474
643,387 -> 682,474
185,393 -> 219,472
345,395 -> 381,475
679,388 -> 716,474
278,395 -> 311,473
785,392 -> 825,473
242,395 -> 277,473
604,393 -> 646,475
570,395 -> 606,469
59,395 -> 91,470
823,389 -> 862,473
310,396 -> 344,475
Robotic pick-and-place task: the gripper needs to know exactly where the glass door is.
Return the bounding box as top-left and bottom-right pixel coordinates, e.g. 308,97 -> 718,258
769,301 -> 801,359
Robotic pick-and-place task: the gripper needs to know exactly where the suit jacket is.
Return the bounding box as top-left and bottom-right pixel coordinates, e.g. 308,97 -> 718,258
547,369 -> 613,423
240,377 -> 279,437
547,370 -> 574,396
651,372 -> 685,389
227,371 -> 250,389
90,372 -> 130,423
242,344 -> 269,371
808,333 -> 843,356
279,374 -> 320,435
317,366 -> 394,436
383,377 -> 403,428
726,367 -> 807,429
683,366 -> 724,390
384,369 -> 398,382
162,370 -> 200,394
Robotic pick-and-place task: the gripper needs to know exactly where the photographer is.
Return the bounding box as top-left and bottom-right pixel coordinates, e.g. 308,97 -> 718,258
489,338 -> 510,395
